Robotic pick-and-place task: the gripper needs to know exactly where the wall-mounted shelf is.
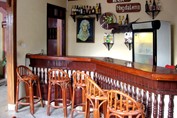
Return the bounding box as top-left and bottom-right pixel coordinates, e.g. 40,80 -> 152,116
145,10 -> 160,19
70,13 -> 101,22
109,23 -> 132,33
70,3 -> 102,22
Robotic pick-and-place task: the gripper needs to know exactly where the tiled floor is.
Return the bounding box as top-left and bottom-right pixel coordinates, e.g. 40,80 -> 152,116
0,79 -> 87,118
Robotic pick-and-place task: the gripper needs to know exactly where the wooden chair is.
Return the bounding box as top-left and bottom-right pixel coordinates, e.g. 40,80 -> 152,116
47,68 -> 72,118
85,76 -> 108,118
106,90 -> 145,118
15,65 -> 43,114
71,71 -> 90,118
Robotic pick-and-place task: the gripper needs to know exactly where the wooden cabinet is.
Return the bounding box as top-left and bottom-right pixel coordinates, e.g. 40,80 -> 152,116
47,3 -> 66,56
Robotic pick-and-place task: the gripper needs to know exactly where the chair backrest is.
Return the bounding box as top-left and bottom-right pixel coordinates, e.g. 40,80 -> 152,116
85,77 -> 107,100
72,71 -> 89,87
16,65 -> 35,81
107,90 -> 144,118
48,68 -> 69,82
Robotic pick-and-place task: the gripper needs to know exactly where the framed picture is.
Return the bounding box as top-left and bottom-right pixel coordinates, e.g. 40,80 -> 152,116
76,17 -> 95,43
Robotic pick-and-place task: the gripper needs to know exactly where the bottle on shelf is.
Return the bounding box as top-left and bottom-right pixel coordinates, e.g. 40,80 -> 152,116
145,0 -> 149,12
91,6 -> 96,14
149,0 -> 152,11
152,0 -> 156,11
124,14 -> 129,25
88,6 -> 92,14
95,3 -> 99,14
98,3 -> 101,14
156,0 -> 161,10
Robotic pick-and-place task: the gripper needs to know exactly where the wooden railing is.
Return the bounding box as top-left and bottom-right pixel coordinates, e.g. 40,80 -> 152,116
26,54 -> 177,118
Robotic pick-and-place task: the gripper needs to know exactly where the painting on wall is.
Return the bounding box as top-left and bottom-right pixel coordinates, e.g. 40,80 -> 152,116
76,17 -> 95,43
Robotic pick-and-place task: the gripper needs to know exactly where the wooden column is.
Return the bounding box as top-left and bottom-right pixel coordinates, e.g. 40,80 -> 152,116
6,0 -> 17,105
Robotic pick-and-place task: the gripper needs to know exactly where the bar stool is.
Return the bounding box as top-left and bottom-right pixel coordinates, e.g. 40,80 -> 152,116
15,65 -> 44,114
106,90 -> 145,118
71,71 -> 89,118
47,68 -> 72,118
85,76 -> 108,118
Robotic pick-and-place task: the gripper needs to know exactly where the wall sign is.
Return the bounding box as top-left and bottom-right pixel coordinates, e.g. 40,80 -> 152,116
116,3 -> 141,13
107,0 -> 131,3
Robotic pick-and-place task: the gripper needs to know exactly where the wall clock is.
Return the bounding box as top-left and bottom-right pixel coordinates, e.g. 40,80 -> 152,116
99,12 -> 117,30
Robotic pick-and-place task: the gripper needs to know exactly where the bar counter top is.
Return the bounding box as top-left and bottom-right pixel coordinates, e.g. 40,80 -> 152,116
26,54 -> 177,81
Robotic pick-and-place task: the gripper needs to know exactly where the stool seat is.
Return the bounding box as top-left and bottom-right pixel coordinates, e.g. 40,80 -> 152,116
15,65 -> 44,114
47,68 -> 72,118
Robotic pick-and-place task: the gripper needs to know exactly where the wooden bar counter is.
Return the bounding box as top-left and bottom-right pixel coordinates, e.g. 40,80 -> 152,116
26,54 -> 177,118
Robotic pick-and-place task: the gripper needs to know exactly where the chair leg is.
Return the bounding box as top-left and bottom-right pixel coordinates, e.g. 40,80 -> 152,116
29,84 -> 34,114
15,80 -> 19,112
62,87 -> 67,118
37,79 -> 44,107
94,100 -> 99,118
85,98 -> 90,118
47,83 -> 51,116
102,101 -> 107,118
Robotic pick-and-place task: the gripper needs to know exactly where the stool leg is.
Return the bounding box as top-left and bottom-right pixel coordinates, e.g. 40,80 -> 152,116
62,87 -> 67,118
37,79 -> 44,107
71,86 -> 76,118
29,83 -> 34,114
82,88 -> 86,112
15,80 -> 19,112
47,83 -> 51,116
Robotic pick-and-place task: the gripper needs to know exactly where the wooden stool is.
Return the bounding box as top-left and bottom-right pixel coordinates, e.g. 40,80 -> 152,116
71,71 -> 89,118
47,68 -> 72,118
15,65 -> 44,114
85,77 -> 108,118
106,90 -> 145,118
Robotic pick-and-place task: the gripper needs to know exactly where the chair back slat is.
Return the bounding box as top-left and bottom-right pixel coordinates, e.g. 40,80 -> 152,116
107,90 -> 145,118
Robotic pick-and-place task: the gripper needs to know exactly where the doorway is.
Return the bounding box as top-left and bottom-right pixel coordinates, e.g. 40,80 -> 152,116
47,3 -> 66,56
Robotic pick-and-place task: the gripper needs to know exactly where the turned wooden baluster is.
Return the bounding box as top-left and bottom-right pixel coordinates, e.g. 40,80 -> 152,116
158,94 -> 164,118
129,85 -> 133,98
139,89 -> 142,103
133,86 -> 137,100
146,92 -> 152,118
142,90 -> 147,116
153,93 -> 158,118
168,95 -> 174,118
117,81 -> 121,90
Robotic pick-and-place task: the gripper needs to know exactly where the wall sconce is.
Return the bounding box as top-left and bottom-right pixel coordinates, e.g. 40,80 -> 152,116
103,33 -> 114,51
124,32 -> 132,50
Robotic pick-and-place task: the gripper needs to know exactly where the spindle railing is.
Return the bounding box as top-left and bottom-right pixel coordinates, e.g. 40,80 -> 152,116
26,54 -> 177,118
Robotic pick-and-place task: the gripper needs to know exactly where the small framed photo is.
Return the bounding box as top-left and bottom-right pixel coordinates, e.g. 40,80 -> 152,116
76,17 -> 95,43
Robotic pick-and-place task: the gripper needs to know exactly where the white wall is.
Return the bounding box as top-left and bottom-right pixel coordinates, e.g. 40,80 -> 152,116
67,0 -> 177,63
16,0 -> 177,65
17,0 -> 66,65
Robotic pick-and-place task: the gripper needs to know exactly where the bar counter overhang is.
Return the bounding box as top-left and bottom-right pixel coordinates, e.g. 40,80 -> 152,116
26,54 -> 177,118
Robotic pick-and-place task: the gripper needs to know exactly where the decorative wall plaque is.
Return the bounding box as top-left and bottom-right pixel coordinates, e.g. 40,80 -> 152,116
107,0 -> 131,3
116,3 -> 141,13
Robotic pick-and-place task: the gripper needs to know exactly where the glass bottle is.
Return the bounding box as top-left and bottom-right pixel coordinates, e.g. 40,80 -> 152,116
152,0 -> 156,11
145,0 -> 149,12
149,0 -> 152,11
98,3 -> 101,14
124,14 -> 129,25
156,0 -> 161,10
